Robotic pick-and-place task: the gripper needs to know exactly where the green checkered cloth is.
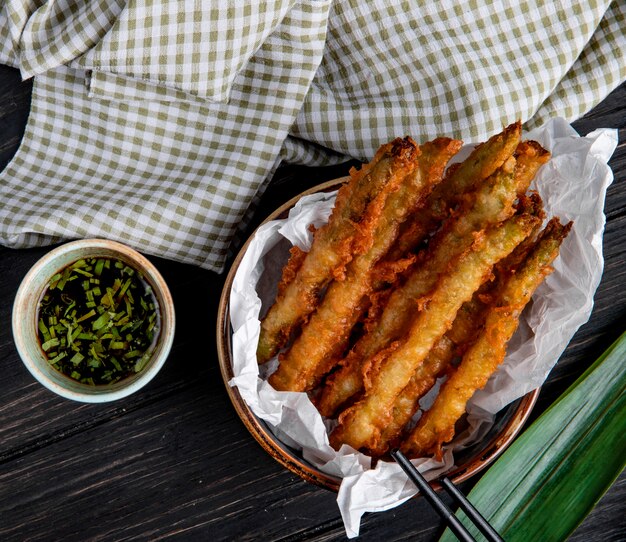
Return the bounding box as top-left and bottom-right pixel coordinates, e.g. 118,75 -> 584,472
1,0 -> 624,271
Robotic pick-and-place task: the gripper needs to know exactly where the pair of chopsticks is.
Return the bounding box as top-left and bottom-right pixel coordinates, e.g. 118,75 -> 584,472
391,449 -> 504,542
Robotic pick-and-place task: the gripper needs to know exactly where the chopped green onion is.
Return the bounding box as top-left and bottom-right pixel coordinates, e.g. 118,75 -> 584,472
71,326 -> 83,342
92,311 -> 111,331
55,267 -> 72,291
76,309 -> 96,323
38,318 -> 50,340
70,352 -> 84,365
48,351 -> 67,365
48,272 -> 62,289
37,258 -> 159,385
134,354 -> 150,373
72,267 -> 93,278
37,257 -> 160,386
94,259 -> 105,276
41,337 -> 60,351
123,350 -> 142,359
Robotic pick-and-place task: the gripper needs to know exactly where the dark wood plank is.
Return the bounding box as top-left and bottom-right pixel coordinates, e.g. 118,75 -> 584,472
0,61 -> 624,542
0,248 -> 220,459
0,65 -> 31,171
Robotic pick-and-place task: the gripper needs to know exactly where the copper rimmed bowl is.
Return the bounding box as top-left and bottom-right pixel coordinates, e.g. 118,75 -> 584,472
216,179 -> 539,491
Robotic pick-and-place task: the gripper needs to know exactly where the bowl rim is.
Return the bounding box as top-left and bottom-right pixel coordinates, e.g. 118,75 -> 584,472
12,238 -> 176,403
216,178 -> 539,492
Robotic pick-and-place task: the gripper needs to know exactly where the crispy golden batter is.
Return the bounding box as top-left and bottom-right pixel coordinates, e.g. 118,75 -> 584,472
316,138 -> 551,418
373,335 -> 456,455
317,153 -> 521,417
373,292 -> 491,456
260,125 -> 566,463
401,218 -> 572,459
270,138 -> 462,392
276,246 -> 308,298
257,138 -> 419,363
374,192 -> 550,455
513,140 -> 551,194
391,121 -> 522,257
329,213 -> 539,453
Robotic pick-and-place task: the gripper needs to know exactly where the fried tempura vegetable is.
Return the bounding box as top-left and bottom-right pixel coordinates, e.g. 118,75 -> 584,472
401,218 -> 572,459
373,334 -> 456,455
391,121 -> 522,257
317,153 -> 521,417
513,140 -> 551,194
373,292 -> 490,456
257,125 -> 566,466
329,213 -> 539,453
373,193 -> 549,455
257,137 -> 419,363
270,138 -> 462,392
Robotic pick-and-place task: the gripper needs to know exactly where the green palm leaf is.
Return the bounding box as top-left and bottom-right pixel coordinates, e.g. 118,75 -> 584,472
440,330 -> 626,542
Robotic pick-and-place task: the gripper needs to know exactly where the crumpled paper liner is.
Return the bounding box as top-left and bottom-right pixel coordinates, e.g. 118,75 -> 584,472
228,118 -> 617,537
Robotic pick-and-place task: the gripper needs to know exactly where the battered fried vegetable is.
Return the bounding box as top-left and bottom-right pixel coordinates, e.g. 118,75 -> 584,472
373,292 -> 490,456
317,153 -> 521,417
513,140 -> 551,194
257,137 -> 419,363
373,194 -> 549,454
270,138 -> 462,392
373,334 -> 456,455
275,246 -> 307,298
391,121 -> 522,257
401,218 -> 572,459
329,213 -> 539,453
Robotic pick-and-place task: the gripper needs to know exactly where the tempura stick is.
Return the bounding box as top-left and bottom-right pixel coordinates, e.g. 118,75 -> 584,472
428,121 -> 522,220
270,138 -> 462,392
257,137 -> 419,363
401,218 -> 572,459
372,293 -> 490,456
317,154 -> 520,417
513,140 -> 550,194
391,121 -> 522,257
373,335 -> 456,455
376,192 -> 549,450
329,213 -> 539,452
374,194 -> 548,454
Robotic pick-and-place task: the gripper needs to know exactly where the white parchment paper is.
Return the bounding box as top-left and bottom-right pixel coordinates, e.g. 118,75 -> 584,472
228,118 -> 617,537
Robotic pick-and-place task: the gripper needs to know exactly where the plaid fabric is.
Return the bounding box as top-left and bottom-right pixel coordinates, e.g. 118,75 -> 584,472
291,0 -> 626,161
73,0 -> 300,102
0,0 -> 624,271
0,0 -> 332,271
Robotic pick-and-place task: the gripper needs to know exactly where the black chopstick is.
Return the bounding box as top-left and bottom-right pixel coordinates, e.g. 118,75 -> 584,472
391,449 -> 504,542
439,476 -> 504,542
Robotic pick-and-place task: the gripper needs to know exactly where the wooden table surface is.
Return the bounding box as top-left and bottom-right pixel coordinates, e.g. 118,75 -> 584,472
1,64 -> 624,541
